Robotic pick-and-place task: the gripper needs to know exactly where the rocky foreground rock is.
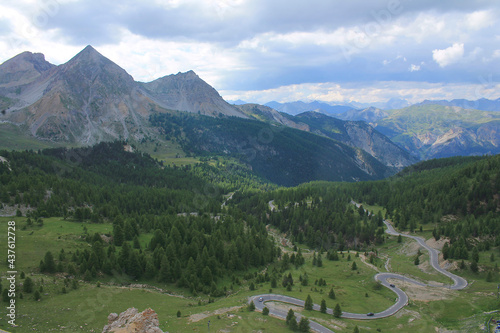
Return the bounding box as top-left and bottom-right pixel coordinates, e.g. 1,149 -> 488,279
102,308 -> 166,333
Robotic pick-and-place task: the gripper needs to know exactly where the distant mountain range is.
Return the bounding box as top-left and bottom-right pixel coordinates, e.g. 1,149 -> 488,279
257,99 -> 500,160
416,98 -> 500,112
372,104 -> 500,159
1,45 -> 498,184
260,97 -> 500,116
264,100 -> 354,116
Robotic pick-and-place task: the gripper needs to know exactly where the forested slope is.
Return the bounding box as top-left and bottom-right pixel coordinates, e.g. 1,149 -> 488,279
0,142 -> 278,294
235,155 -> 499,263
150,112 -> 391,186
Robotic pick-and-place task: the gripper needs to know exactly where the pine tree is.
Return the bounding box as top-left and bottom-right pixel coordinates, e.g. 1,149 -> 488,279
472,247 -> 479,263
442,242 -> 450,260
128,251 -> 142,278
414,256 -> 420,265
271,277 -> 277,288
113,225 -> 124,246
320,299 -> 327,313
353,325 -> 360,333
262,307 -> 269,315
333,303 -> 342,318
144,258 -> 156,279
248,301 -> 255,311
328,288 -> 336,299
133,236 -> 141,249
286,309 -> 295,325
304,294 -> 313,310
298,317 -> 310,332
351,261 -> 357,270
43,251 -> 56,273
317,255 -> 323,267
470,261 -> 478,273
23,277 -> 34,293
158,256 -> 170,283
289,317 -> 298,331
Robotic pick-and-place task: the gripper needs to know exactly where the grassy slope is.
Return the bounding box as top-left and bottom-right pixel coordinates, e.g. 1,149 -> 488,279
374,104 -> 500,159
379,105 -> 500,135
1,214 -> 499,333
0,123 -> 68,151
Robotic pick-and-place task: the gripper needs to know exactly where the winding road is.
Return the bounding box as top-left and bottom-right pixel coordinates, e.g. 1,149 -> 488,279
248,203 -> 468,332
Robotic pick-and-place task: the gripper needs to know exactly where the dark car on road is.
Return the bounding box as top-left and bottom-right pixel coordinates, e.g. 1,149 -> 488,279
367,312 -> 374,316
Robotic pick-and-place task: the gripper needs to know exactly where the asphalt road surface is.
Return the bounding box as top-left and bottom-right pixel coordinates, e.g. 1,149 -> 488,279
250,202 -> 469,332
383,219 -> 468,290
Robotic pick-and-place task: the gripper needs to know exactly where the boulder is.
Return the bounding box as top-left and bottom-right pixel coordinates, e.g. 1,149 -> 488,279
102,307 -> 165,333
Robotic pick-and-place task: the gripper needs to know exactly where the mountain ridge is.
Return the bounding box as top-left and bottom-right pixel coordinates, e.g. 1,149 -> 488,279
0,46 -> 404,185
0,46 -> 246,145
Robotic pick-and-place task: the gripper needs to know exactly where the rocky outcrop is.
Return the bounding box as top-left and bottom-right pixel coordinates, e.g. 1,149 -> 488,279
139,70 -> 248,118
0,51 -> 54,89
102,308 -> 165,333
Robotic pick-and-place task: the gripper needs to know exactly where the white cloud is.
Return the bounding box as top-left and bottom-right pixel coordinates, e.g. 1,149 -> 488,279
466,10 -> 495,30
221,81 -> 500,105
409,64 -> 421,72
432,43 -> 464,67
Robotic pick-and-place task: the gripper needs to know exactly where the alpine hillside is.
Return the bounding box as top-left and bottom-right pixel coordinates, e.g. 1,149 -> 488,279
0,45 -> 416,185
0,45 -> 247,145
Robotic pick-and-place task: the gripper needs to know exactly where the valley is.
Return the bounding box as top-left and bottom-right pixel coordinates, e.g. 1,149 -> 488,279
0,46 -> 499,333
0,145 -> 498,332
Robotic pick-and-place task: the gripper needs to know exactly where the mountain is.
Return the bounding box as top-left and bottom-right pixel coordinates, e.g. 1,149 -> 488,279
417,98 -> 500,112
150,112 -> 393,186
1,46 -> 158,144
0,51 -> 54,89
335,106 -> 389,122
227,99 -> 248,105
235,105 -> 415,168
331,98 -> 410,110
265,100 -> 355,116
0,46 -> 247,145
139,70 -> 247,118
293,111 -> 417,168
0,46 -> 403,185
373,104 -> 500,159
235,103 -> 310,131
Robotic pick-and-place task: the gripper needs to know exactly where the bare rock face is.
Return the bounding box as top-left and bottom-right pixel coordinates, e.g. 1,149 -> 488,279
102,308 -> 165,333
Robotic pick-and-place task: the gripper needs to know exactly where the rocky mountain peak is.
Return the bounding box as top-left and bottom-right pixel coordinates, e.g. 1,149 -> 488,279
140,70 -> 248,118
57,44 -> 135,95
0,51 -> 54,88
71,45 -> 106,63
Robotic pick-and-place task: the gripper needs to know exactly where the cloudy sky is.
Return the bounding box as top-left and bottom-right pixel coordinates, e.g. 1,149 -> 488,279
1,0 -> 499,104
